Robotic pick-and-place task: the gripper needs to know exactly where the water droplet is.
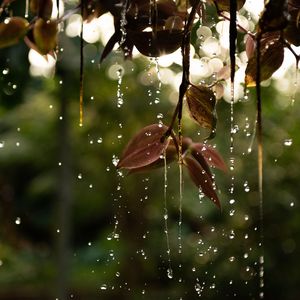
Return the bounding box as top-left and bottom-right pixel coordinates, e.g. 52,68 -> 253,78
290,202 -> 294,207
100,284 -> 107,290
77,173 -> 82,179
0,141 -> 4,148
283,139 -> 293,146
167,268 -> 173,279
229,256 -> 235,262
116,272 -> 120,277
229,199 -> 235,205
97,138 -> 103,144
229,230 -> 235,239
15,217 -> 21,225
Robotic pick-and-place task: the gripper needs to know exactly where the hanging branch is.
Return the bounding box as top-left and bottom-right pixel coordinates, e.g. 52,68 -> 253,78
79,0 -> 84,127
229,0 -> 237,85
164,1 -> 200,139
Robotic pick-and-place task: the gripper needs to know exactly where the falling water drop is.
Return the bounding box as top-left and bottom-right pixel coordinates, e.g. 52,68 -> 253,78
283,139 -> 293,147
167,267 -> 173,279
25,0 -> 29,18
15,217 -> 21,225
116,68 -> 124,108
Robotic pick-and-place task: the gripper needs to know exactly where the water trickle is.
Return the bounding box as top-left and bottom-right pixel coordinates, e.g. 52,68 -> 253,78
116,68 -> 124,108
119,1 -> 128,47
25,0 -> 29,18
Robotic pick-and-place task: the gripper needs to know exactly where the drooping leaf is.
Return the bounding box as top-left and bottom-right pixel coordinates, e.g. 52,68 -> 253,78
191,143 -> 227,172
284,8 -> 300,46
259,0 -> 289,33
130,29 -> 184,57
185,84 -> 217,137
245,32 -> 284,87
117,124 -> 170,169
213,0 -> 245,12
30,0 -> 53,20
183,155 -> 221,208
0,17 -> 29,49
33,18 -> 57,55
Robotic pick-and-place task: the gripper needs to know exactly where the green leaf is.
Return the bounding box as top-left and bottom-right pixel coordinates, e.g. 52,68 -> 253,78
185,84 -> 217,137
245,32 -> 284,87
0,17 -> 29,49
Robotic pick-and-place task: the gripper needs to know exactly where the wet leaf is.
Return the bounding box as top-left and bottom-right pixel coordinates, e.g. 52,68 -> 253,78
130,29 -> 184,57
259,0 -> 289,32
128,140 -> 178,174
0,17 -> 29,49
30,0 -> 53,20
117,124 -> 170,169
245,32 -> 284,87
185,84 -> 217,136
184,155 -> 221,208
213,0 -> 245,12
33,18 -> 57,55
191,143 -> 227,172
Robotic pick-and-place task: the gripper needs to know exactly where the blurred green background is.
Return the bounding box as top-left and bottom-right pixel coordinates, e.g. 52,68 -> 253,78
1,5 -> 300,300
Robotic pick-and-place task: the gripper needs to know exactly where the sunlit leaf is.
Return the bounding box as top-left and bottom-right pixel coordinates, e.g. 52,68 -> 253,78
185,84 -> 217,136
33,18 -> 57,55
0,17 -> 29,49
191,143 -> 227,172
30,0 -> 53,20
259,0 -> 289,32
213,0 -> 245,12
245,32 -> 284,87
130,29 -> 184,57
117,124 -> 170,169
184,155 -> 221,208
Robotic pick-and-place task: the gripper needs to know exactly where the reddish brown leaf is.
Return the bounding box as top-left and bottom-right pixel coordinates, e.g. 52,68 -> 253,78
245,32 -> 284,87
184,156 -> 221,208
259,0 -> 289,32
30,0 -> 53,20
117,124 -> 170,169
245,34 -> 255,59
191,143 -> 227,172
284,8 -> 300,46
128,140 -> 178,174
33,18 -> 57,55
130,29 -> 184,57
185,84 -> 217,137
213,0 -> 245,12
0,17 -> 29,49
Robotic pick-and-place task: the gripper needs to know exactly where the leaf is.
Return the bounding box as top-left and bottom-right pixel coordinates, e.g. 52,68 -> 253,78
130,29 -> 184,57
284,8 -> 300,46
0,17 -> 29,49
117,124 -> 170,169
245,32 -> 284,87
128,140 -> 178,174
245,34 -> 255,59
30,0 -> 53,20
184,156 -> 221,208
259,0 -> 289,32
185,84 -> 217,137
213,0 -> 245,12
191,143 -> 227,172
33,18 -> 57,55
